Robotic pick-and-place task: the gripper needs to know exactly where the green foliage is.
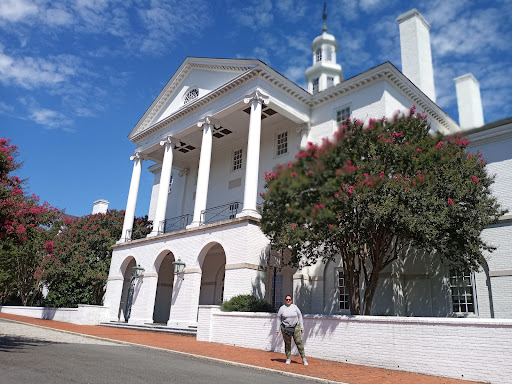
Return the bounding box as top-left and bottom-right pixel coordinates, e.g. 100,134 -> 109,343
221,294 -> 274,312
44,210 -> 152,307
260,108 -> 505,315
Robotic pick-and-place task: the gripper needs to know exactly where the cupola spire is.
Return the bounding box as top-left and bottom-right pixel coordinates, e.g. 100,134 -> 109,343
305,1 -> 343,94
322,1 -> 327,32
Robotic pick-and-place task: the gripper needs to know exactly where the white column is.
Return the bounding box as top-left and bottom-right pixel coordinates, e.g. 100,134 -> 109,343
148,136 -> 175,236
119,152 -> 144,243
187,116 -> 217,228
237,89 -> 269,219
296,123 -> 310,149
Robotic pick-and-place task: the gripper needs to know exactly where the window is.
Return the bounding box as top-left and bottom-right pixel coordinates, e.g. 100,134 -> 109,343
312,78 -> 319,94
316,48 -> 322,63
271,273 -> 284,308
327,76 -> 334,88
183,88 -> 199,104
338,269 -> 350,311
336,106 -> 351,124
276,131 -> 288,156
326,49 -> 333,62
232,148 -> 243,171
450,270 -> 475,314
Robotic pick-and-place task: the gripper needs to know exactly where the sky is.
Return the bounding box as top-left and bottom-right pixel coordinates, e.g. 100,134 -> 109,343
1,0 -> 511,218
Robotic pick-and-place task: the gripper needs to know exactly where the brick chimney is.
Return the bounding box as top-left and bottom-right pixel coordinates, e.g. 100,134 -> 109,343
397,9 -> 436,102
454,73 -> 484,130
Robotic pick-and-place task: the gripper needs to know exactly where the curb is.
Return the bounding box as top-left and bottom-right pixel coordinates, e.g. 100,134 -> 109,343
0,318 -> 348,384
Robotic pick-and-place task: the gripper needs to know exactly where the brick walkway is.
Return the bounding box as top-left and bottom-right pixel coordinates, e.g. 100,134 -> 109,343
0,313 -> 481,384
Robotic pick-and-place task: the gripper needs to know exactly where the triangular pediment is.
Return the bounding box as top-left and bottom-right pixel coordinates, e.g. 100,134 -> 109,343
128,57 -> 260,140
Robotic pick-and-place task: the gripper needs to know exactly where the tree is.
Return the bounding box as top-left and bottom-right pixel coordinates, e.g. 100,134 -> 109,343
44,210 -> 152,307
260,108 -> 505,315
0,138 -> 61,305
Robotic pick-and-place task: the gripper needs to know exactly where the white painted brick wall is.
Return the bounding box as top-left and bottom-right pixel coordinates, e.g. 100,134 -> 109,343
0,305 -> 108,325
200,310 -> 512,383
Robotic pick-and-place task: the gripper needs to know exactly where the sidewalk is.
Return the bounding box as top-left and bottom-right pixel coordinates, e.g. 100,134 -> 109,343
0,313 -> 482,384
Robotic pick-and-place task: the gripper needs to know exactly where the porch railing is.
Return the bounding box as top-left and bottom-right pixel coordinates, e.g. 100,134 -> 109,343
200,202 -> 241,225
158,214 -> 193,234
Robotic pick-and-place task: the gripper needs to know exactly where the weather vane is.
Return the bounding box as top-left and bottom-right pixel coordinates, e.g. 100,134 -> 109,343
322,1 -> 328,32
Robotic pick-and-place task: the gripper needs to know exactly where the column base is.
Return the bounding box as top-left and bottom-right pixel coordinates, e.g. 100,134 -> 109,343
186,221 -> 201,229
236,209 -> 261,219
146,231 -> 160,238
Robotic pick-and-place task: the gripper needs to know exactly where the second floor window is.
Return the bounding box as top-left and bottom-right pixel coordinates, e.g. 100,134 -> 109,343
336,106 -> 351,124
232,148 -> 243,171
276,131 -> 288,156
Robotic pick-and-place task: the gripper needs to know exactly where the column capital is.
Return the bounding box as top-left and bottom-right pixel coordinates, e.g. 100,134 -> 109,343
197,116 -> 220,129
130,151 -> 146,161
244,89 -> 270,105
296,123 -> 310,134
160,135 -> 177,147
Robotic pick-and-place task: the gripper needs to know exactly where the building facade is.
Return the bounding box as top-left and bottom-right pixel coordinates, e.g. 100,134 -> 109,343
103,9 -> 511,328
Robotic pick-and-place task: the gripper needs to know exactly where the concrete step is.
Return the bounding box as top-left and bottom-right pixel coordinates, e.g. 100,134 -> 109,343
99,321 -> 197,336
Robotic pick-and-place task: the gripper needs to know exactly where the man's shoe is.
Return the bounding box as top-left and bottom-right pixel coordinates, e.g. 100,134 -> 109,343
302,358 -> 308,366
285,359 -> 291,364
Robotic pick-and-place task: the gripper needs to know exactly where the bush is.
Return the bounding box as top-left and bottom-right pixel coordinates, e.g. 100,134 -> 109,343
221,294 -> 274,312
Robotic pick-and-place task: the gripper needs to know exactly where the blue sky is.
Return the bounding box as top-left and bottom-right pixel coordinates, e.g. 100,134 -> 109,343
1,0 -> 511,218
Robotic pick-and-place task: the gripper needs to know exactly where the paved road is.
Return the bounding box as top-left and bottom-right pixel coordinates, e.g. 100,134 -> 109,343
0,319 -> 318,384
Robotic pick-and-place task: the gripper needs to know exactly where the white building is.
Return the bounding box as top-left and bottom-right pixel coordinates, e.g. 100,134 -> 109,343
103,9 -> 511,328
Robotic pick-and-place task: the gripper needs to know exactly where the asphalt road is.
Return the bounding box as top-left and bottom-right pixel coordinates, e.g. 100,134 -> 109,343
0,319 -> 318,384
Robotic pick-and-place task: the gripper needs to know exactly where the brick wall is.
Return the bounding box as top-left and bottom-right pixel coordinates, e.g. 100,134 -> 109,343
198,307 -> 512,383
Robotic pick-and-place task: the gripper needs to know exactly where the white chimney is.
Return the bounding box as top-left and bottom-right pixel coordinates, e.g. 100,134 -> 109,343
397,9 -> 436,102
92,199 -> 109,214
454,73 -> 484,130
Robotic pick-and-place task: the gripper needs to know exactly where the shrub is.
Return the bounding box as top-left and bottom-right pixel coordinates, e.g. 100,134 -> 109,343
221,294 -> 274,312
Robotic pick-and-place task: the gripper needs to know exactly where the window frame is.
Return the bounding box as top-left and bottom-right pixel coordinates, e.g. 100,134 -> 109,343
316,48 -> 322,63
449,269 -> 478,316
274,130 -> 289,158
183,87 -> 199,105
334,104 -> 352,132
335,267 -> 350,312
231,148 -> 244,172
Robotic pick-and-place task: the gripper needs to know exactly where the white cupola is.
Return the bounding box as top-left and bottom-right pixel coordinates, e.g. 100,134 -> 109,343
305,3 -> 343,94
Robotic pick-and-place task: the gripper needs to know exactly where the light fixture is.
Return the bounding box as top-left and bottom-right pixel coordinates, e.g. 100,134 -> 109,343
131,264 -> 145,279
172,258 -> 186,276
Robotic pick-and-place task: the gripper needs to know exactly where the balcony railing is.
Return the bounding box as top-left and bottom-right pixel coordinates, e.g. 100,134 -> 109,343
200,202 -> 241,225
158,214 -> 193,234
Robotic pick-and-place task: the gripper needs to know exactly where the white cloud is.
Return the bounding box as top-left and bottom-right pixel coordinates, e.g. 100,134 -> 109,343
0,0 -> 37,22
29,108 -> 71,128
0,49 -> 76,88
228,0 -> 274,29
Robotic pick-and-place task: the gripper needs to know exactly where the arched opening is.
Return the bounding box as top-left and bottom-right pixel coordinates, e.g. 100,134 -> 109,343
118,257 -> 136,322
153,252 -> 175,323
199,243 -> 226,305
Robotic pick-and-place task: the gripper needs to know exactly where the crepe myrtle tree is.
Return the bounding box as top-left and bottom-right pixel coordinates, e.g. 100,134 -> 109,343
260,108 -> 505,315
44,210 -> 152,307
0,138 -> 61,305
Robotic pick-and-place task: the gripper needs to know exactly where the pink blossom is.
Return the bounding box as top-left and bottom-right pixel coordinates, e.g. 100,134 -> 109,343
447,198 -> 454,206
472,176 -> 479,183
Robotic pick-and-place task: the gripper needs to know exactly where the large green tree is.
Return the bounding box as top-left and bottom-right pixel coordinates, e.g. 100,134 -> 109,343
0,138 -> 61,305
260,108 -> 505,315
44,210 -> 152,307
